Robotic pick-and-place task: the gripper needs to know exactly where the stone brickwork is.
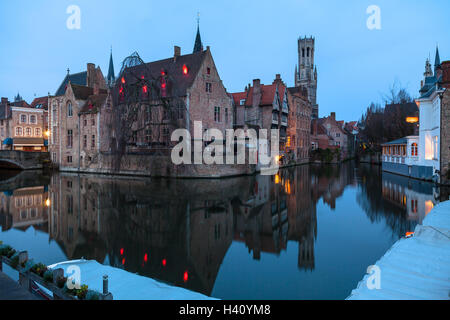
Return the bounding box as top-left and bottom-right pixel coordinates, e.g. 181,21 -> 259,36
440,61 -> 450,184
287,87 -> 311,163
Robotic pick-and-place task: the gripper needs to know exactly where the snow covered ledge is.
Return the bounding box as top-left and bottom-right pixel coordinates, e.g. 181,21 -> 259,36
347,201 -> 450,300
48,260 -> 217,300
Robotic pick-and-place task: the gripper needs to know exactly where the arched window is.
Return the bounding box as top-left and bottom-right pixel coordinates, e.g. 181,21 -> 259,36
67,102 -> 73,117
307,47 -> 310,57
411,143 -> 418,157
25,127 -> 32,136
30,115 -> 36,124
35,128 -> 41,137
302,48 -> 305,58
16,127 -> 23,136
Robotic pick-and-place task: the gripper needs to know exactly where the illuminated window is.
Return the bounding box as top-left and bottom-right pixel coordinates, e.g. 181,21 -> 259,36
411,143 -> 418,157
433,136 -> 438,159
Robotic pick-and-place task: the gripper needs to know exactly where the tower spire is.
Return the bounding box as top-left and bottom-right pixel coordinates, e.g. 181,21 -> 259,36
193,12 -> 203,53
107,46 -> 116,87
435,45 -> 441,68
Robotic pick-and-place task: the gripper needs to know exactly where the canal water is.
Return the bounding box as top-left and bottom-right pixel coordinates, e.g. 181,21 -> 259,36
1,162 -> 448,300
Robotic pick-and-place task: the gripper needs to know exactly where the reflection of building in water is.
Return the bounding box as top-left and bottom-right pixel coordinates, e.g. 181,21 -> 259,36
310,164 -> 353,210
233,167 -> 318,271
45,174 -> 249,296
286,165 -> 317,271
0,186 -> 48,231
381,172 -> 439,224
233,174 -> 289,260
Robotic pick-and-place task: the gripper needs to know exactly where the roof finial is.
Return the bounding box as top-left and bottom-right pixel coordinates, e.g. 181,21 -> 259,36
67,68 -> 70,75
193,12 -> 203,53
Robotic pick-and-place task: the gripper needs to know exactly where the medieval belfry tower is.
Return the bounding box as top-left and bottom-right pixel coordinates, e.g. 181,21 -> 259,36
295,36 -> 318,119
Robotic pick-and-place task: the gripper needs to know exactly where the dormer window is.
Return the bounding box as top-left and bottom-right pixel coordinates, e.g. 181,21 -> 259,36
240,99 -> 245,106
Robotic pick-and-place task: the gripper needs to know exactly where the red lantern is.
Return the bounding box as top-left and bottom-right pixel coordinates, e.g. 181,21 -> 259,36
182,64 -> 188,75
183,271 -> 189,282
121,77 -> 126,84
143,85 -> 148,93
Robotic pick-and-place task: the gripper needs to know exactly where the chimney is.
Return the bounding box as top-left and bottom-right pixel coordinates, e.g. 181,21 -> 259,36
174,46 -> 181,58
87,63 -> 96,88
1,97 -> 8,105
252,79 -> 261,107
330,112 -> 336,121
206,46 -> 210,51
273,74 -> 282,85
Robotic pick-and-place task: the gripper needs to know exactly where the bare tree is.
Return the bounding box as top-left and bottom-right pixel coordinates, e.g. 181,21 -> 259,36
108,52 -> 188,172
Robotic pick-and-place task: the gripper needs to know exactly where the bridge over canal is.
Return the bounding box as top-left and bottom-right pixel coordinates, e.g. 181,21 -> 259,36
0,151 -> 50,170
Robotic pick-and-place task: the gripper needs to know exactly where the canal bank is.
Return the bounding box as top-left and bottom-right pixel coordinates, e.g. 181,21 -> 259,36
347,200 -> 450,300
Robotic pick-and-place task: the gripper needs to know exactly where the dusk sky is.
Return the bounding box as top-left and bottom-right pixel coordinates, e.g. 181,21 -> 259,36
1,0 -> 449,121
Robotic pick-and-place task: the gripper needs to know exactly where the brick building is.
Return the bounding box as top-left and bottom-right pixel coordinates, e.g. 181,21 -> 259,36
49,63 -> 108,169
286,86 -> 311,163
0,95 -> 47,151
111,44 -> 233,161
232,74 -> 290,162
311,112 -> 348,159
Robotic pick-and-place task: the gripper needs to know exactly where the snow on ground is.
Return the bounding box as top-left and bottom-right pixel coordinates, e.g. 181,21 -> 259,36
48,260 -> 217,300
347,201 -> 450,300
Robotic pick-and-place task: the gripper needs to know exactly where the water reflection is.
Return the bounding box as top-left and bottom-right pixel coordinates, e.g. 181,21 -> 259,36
0,163 -> 448,299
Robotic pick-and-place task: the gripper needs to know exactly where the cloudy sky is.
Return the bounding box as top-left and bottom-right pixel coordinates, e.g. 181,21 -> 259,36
0,0 -> 449,121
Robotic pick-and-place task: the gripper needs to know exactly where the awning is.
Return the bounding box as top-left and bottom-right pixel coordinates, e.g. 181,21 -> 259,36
13,138 -> 45,147
2,138 -> 13,145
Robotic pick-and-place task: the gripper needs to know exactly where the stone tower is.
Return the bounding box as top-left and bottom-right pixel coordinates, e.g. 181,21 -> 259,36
295,36 -> 318,119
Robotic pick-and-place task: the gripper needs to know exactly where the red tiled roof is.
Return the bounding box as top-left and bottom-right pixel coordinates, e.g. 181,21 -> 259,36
30,96 -> 49,110
243,83 -> 284,107
232,92 -> 248,106
10,100 -> 30,108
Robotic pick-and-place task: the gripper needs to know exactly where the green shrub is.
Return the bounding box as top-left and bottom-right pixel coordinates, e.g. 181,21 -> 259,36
10,252 -> 20,269
86,290 -> 100,300
31,263 -> 47,277
0,244 -> 14,257
76,285 -> 89,300
43,270 -> 54,283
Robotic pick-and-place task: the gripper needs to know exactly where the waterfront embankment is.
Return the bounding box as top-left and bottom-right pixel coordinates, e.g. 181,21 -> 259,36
347,201 -> 450,300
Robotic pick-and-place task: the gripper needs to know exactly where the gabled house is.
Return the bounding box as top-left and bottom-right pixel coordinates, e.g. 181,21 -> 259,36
232,74 -> 290,162
49,63 -> 108,169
